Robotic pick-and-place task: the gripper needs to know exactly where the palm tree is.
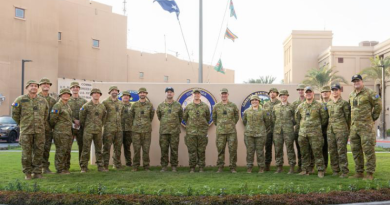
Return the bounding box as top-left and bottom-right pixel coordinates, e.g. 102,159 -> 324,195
302,65 -> 348,90
359,56 -> 390,82
244,75 -> 276,84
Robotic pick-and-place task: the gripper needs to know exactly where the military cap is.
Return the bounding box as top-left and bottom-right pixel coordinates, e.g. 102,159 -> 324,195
331,83 -> 341,90
220,88 -> 229,94
304,86 -> 314,92
122,90 -> 131,97
351,74 -> 363,82
39,78 -> 52,86
268,88 -> 279,95
279,89 -> 289,96
296,84 -> 306,90
138,87 -> 148,94
70,81 -> 80,89
59,88 -> 72,97
321,86 -> 331,93
250,95 -> 260,101
165,87 -> 174,92
192,89 -> 201,94
108,86 -> 120,94
25,80 -> 39,89
90,88 -> 102,96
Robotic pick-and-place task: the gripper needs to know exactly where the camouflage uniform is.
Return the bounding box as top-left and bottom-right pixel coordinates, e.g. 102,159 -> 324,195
349,86 -> 381,174
292,96 -> 305,168
157,99 -> 183,168
212,91 -> 239,169
242,95 -> 269,169
50,89 -> 73,173
320,86 -> 331,169
102,93 -> 124,169
183,96 -> 210,169
12,80 -> 49,176
295,92 -> 328,172
79,89 -> 107,170
131,89 -> 155,169
121,92 -> 133,167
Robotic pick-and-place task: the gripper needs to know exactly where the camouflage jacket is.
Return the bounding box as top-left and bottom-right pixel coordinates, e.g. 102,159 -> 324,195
11,94 -> 49,134
295,100 -> 328,136
38,92 -> 57,131
79,101 -> 107,134
320,99 -> 331,130
183,101 -> 210,136
157,100 -> 183,135
68,96 -> 87,121
263,99 -> 281,133
242,106 -> 268,137
349,87 -> 382,126
130,101 -> 155,133
327,98 -> 351,133
212,101 -> 239,134
102,97 -> 123,133
49,100 -> 73,135
292,98 -> 305,133
272,102 -> 295,134
121,102 -> 132,132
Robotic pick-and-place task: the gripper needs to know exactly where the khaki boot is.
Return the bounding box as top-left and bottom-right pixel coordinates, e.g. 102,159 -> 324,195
309,167 -> 315,174
98,167 -> 107,172
298,171 -> 309,176
62,170 -> 70,175
172,167 -> 177,172
296,166 -> 302,173
258,167 -> 264,174
349,172 -> 364,179
247,167 -> 252,173
190,168 -> 195,173
113,165 -> 123,170
287,165 -> 295,174
231,168 -> 237,173
25,173 -> 32,180
43,168 -> 53,174
132,167 -> 138,172
199,168 -> 204,173
144,167 -> 150,172
318,171 -> 325,178
33,173 -> 43,179
274,166 -> 282,174
363,172 -> 374,181
216,167 -> 223,173
340,173 -> 349,178
265,164 -> 271,171
332,172 -> 339,176
160,167 -> 167,172
81,168 -> 87,173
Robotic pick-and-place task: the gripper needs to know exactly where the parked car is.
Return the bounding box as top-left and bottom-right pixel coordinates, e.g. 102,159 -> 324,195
0,116 -> 20,143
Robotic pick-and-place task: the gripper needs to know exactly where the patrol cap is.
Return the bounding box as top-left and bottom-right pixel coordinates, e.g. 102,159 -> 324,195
321,86 -> 331,93
250,95 -> 260,101
25,80 -> 39,89
90,88 -> 102,96
279,89 -> 289,96
351,74 -> 363,82
296,84 -> 306,90
331,83 -> 341,90
304,86 -> 314,93
122,90 -> 131,97
165,87 -> 174,93
108,86 -> 120,94
70,82 -> 80,89
138,87 -> 148,94
220,88 -> 229,94
59,88 -> 72,97
192,89 -> 201,94
268,88 -> 279,95
39,78 -> 52,86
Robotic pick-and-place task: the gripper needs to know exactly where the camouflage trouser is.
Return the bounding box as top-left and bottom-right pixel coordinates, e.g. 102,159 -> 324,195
103,131 -> 123,168
327,129 -> 349,174
160,133 -> 180,167
80,132 -> 103,169
295,129 -> 314,168
216,133 -> 237,168
322,128 -> 329,168
244,135 -> 266,168
274,131 -> 296,166
185,135 -> 208,168
72,127 -> 84,164
265,132 -> 274,165
349,123 -> 376,173
42,129 -> 53,169
53,133 -> 73,173
20,133 -> 45,174
132,132 -> 152,168
123,131 -> 133,167
298,133 -> 325,171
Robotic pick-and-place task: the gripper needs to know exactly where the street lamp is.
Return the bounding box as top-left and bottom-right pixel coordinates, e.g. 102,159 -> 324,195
21,59 -> 33,95
379,59 -> 386,139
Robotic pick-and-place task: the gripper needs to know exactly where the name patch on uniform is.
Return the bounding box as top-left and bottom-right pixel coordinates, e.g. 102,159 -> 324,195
21,99 -> 29,102
51,109 -> 59,113
324,106 -> 327,111
11,103 -> 19,107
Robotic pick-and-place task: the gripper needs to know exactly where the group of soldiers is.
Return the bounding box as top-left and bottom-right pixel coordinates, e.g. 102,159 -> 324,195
12,74 -> 381,181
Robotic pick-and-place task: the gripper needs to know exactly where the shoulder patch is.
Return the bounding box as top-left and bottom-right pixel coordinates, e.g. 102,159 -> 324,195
51,109 -> 59,114
375,94 -> 379,99
12,103 -> 19,107
80,107 -> 84,111
323,106 -> 327,111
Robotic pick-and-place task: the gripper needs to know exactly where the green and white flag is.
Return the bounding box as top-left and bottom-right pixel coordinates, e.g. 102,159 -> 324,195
214,59 -> 225,74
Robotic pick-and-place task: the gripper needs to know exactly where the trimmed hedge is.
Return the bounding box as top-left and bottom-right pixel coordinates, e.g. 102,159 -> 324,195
1,189 -> 390,205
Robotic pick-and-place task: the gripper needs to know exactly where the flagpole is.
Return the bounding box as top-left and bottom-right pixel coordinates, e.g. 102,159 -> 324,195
199,0 -> 203,83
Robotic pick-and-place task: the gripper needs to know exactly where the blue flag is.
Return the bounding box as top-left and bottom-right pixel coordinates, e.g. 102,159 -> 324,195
154,0 -> 180,19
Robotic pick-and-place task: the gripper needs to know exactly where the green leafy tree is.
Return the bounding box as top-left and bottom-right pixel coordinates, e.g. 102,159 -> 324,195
359,56 -> 390,82
302,65 -> 348,90
244,75 -> 276,84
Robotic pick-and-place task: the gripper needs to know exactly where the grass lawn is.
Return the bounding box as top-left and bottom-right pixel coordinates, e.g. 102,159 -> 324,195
0,149 -> 389,196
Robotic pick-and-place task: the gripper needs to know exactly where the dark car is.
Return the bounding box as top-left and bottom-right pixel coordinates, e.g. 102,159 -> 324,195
0,116 -> 20,143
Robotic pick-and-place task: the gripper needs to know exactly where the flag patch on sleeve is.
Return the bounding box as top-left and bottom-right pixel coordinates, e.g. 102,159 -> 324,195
80,107 -> 84,111
12,103 -> 19,107
51,109 -> 59,113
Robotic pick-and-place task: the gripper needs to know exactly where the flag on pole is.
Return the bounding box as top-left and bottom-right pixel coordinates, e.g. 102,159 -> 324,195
224,28 -> 238,42
154,0 -> 180,19
230,0 -> 237,19
214,59 -> 225,74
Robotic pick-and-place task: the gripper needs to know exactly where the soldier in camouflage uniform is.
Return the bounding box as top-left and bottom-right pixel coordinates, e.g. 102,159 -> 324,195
272,90 -> 296,174
102,86 -> 124,170
79,88 -> 107,172
130,87 -> 155,171
327,83 -> 350,178
50,89 -> 74,174
12,80 -> 49,180
320,85 -> 331,169
183,89 -> 211,173
213,88 -> 239,173
263,88 -> 281,171
242,95 -> 269,173
121,91 -> 133,167
38,78 -> 57,174
157,87 -> 183,172
295,86 -> 328,178
68,82 -> 88,165
349,75 -> 381,180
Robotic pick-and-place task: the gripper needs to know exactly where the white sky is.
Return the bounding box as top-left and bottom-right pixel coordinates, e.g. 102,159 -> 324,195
94,0 -> 390,83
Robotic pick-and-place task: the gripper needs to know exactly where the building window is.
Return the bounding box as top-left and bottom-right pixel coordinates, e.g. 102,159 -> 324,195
338,58 -> 344,63
58,32 -> 62,41
187,79 -> 190,83
15,8 -> 25,19
164,76 -> 169,82
92,39 -> 99,48
139,72 -> 144,79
